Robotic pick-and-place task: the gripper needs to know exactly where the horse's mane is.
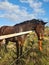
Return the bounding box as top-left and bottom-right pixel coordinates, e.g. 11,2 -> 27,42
14,20 -> 30,26
14,19 -> 44,26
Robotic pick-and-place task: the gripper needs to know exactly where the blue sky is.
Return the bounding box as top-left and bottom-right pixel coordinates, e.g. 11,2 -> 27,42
0,0 -> 49,26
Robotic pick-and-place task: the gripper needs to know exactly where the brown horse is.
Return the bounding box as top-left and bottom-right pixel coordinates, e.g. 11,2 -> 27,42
0,19 -> 47,58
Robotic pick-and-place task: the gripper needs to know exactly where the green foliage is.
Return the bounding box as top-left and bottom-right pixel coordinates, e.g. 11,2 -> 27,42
0,28 -> 49,65
0,42 -> 16,65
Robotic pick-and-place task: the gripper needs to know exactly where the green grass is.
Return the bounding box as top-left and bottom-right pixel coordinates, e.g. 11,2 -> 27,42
0,27 -> 49,65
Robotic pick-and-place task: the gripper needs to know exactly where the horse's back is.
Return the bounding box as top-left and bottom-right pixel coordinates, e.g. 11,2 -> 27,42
0,26 -> 16,35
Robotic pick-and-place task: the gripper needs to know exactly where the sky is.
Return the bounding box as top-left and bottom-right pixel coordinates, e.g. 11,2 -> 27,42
0,0 -> 49,26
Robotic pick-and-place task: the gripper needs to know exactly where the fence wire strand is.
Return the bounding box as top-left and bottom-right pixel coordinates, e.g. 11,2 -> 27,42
10,47 -> 32,65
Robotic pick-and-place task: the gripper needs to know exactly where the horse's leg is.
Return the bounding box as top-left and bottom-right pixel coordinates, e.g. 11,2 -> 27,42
19,40 -> 24,57
20,44 -> 23,56
15,41 -> 20,65
12,37 -> 20,59
0,42 -> 1,52
0,45 -> 1,58
5,39 -> 8,52
15,41 -> 19,59
38,40 -> 42,51
38,33 -> 43,51
0,42 -> 1,48
19,36 -> 26,57
0,40 -> 3,52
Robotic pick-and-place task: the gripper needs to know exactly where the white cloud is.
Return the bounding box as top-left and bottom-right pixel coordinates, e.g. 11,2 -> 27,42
20,0 -> 45,14
0,2 -> 20,21
0,0 -> 8,2
0,0 -> 45,22
0,2 -> 19,11
43,18 -> 49,22
20,0 -> 34,3
43,0 -> 49,2
0,1 -> 36,22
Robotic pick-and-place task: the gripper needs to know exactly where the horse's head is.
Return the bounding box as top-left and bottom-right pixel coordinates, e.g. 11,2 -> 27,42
30,19 -> 47,40
34,19 -> 47,40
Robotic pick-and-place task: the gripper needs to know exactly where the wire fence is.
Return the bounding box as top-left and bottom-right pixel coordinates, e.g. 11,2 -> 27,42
9,47 -> 48,65
0,35 -> 48,65
9,47 -> 33,65
0,44 -> 48,65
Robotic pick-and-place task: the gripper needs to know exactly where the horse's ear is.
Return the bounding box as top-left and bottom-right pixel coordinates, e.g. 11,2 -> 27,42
43,22 -> 48,25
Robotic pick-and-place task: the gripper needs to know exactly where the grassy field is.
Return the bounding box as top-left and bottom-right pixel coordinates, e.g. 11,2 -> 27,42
0,26 -> 49,65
